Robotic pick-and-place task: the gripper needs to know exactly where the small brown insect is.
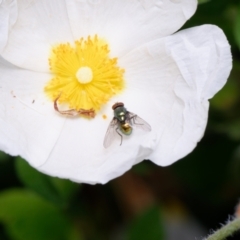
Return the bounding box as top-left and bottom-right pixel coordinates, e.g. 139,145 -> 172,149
54,94 -> 95,118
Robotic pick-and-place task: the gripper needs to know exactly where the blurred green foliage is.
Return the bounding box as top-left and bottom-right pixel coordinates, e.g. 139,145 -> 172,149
127,206 -> 164,240
15,158 -> 79,207
198,0 -> 211,4
1,1 -> 240,239
0,190 -> 78,240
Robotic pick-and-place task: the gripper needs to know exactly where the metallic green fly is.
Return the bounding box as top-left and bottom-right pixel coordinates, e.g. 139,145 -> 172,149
104,102 -> 151,148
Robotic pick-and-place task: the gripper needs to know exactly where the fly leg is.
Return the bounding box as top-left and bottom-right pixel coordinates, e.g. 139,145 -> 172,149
115,127 -> 123,146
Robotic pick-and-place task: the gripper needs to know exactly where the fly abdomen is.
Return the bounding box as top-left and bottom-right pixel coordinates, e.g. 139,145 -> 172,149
120,123 -> 132,135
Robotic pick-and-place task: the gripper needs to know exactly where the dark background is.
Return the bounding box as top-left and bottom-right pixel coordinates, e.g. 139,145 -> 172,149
0,0 -> 240,239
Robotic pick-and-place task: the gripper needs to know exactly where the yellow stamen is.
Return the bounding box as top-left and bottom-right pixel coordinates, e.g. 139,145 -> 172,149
44,35 -> 125,112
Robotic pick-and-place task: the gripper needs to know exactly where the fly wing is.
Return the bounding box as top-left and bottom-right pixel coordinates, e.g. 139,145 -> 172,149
126,111 -> 151,131
103,117 -> 118,148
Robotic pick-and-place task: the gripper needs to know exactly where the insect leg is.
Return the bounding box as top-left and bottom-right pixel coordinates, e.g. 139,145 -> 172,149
115,127 -> 123,146
54,95 -> 95,118
54,94 -> 61,112
78,109 -> 96,118
54,94 -> 78,116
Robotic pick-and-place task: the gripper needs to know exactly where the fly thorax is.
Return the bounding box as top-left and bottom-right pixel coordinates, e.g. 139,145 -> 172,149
119,116 -> 125,121
114,106 -> 127,121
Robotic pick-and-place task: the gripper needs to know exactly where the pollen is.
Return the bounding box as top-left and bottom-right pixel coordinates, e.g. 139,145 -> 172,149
44,35 -> 125,112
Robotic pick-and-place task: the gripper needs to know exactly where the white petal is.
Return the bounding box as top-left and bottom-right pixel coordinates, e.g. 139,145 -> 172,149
40,24 -> 232,184
0,0 -> 18,52
38,111 -> 155,184
119,24 -> 232,167
1,0 -> 74,72
65,0 -> 197,57
0,23 -> 231,184
1,0 -> 197,71
164,24 -> 232,100
0,59 -> 65,166
0,58 -> 156,184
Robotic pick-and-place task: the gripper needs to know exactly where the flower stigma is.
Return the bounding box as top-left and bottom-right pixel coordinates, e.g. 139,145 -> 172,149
44,35 -> 125,113
76,67 -> 93,84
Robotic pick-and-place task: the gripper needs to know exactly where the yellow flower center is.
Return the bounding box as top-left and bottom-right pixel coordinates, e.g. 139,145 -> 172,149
44,35 -> 125,112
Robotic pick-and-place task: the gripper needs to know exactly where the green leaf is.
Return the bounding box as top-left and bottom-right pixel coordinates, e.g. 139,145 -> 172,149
0,189 -> 80,240
198,0 -> 210,4
210,75 -> 239,111
50,177 -> 79,203
0,151 -> 12,163
131,161 -> 154,176
127,206 -> 164,240
234,4 -> 240,49
15,157 -> 79,206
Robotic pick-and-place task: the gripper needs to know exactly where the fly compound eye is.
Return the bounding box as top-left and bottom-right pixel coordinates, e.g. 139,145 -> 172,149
112,102 -> 124,110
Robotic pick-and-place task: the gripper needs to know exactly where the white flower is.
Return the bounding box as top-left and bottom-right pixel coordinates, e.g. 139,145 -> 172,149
0,0 -> 232,184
